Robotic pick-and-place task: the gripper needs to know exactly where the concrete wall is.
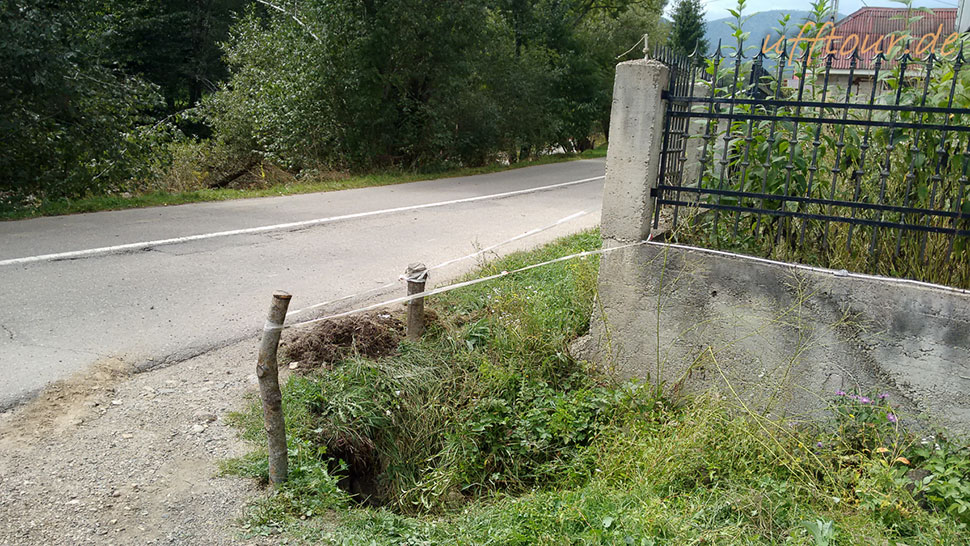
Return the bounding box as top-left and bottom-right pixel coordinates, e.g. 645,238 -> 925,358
590,59 -> 970,432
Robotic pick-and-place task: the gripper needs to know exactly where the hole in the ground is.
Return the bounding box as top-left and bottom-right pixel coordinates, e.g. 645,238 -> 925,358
326,440 -> 384,506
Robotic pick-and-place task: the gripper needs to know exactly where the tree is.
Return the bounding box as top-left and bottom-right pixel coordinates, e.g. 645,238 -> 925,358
577,0 -> 667,142
0,0 -> 162,200
205,0 -> 671,169
92,0 -> 249,131
668,0 -> 707,60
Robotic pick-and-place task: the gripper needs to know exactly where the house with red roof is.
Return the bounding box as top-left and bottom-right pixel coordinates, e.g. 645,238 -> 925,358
825,7 -> 957,98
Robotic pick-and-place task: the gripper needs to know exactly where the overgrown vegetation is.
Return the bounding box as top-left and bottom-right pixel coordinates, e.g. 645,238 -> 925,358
1,0 -> 658,216
225,230 -> 970,543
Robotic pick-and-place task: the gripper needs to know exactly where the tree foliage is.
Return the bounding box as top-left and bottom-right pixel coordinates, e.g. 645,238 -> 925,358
93,0 -> 248,114
0,0 -> 163,200
1,0 -> 668,203
208,0 -> 668,171
668,0 -> 707,59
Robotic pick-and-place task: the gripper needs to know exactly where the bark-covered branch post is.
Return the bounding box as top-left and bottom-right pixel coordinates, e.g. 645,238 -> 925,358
405,263 -> 428,340
256,291 -> 292,486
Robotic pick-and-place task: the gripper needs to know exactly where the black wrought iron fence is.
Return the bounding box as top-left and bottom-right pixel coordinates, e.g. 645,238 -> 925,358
651,42 -> 970,289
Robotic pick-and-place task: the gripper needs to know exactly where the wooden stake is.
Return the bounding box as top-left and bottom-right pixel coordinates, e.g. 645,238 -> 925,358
405,263 -> 428,340
256,291 -> 291,486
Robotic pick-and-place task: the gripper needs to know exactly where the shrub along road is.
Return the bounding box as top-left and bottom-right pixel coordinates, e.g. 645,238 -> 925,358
0,160 -> 603,408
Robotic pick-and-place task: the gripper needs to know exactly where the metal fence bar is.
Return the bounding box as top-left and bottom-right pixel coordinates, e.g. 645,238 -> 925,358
654,185 -> 968,219
895,54 -> 936,258
822,50 -> 858,250
845,54 -> 884,254
713,45 -> 745,242
868,53 -> 909,263
662,97 -> 970,117
921,49 -> 963,261
797,53 -> 834,251
650,43 -> 970,286
655,198 -> 970,237
664,111 -> 970,133
731,50 -> 764,239
755,43 -> 789,239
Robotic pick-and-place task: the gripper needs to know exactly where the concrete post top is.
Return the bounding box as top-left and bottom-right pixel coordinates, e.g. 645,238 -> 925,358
616,58 -> 668,70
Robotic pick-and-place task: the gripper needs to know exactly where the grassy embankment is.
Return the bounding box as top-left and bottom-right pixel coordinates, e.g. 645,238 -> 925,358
0,147 -> 607,221
225,229 -> 970,544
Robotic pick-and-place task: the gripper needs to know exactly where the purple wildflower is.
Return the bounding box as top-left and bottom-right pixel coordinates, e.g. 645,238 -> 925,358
816,441 -> 824,448
878,393 -> 889,400
887,413 -> 898,424
836,390 -> 846,396
859,396 -> 872,404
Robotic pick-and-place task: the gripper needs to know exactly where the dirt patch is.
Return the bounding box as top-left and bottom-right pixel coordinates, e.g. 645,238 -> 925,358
0,341 -> 268,545
283,312 -> 404,369
0,358 -> 132,445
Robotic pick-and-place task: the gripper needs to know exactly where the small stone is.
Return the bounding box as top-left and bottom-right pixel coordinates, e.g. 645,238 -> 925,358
193,412 -> 216,423
288,362 -> 300,370
157,388 -> 176,395
121,434 -> 133,440
110,490 -> 121,498
111,400 -> 123,406
191,424 -> 205,434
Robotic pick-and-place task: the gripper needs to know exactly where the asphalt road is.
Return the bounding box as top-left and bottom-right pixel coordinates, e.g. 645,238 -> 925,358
0,159 -> 604,408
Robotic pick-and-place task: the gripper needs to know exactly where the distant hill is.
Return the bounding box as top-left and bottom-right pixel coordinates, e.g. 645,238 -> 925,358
659,9 -> 845,65
705,10 -> 843,57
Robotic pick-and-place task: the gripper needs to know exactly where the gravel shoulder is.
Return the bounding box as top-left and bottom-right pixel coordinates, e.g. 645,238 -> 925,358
0,339 -> 275,545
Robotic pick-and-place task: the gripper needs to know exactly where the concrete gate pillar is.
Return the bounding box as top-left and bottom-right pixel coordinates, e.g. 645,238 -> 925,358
600,59 -> 670,246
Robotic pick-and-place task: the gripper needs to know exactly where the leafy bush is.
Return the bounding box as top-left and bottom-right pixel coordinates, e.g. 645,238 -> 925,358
0,0 -> 165,201
830,390 -> 901,452
911,439 -> 970,523
205,1 -> 664,172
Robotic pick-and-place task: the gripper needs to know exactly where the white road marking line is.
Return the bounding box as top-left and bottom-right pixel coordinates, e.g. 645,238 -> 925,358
0,176 -> 604,267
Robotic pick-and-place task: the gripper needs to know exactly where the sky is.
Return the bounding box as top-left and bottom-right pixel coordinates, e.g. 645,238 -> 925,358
668,0 -> 961,21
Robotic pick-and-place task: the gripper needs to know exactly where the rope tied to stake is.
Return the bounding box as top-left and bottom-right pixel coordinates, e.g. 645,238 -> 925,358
403,263 -> 429,284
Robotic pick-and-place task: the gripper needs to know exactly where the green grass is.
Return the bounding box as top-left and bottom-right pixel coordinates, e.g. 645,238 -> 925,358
0,146 -> 607,221
224,229 -> 970,544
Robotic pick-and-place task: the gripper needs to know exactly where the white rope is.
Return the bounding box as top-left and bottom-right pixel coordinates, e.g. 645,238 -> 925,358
283,209 -> 593,318
649,241 -> 970,295
428,210 -> 590,273
262,320 -> 284,333
285,239 -> 646,330
285,238 -> 968,331
616,33 -> 650,60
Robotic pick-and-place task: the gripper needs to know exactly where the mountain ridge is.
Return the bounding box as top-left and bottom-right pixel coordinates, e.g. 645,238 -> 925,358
705,10 -> 843,55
